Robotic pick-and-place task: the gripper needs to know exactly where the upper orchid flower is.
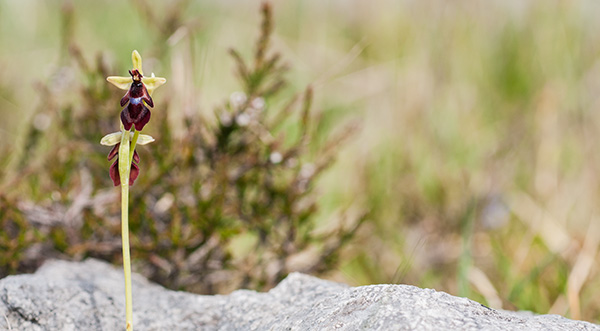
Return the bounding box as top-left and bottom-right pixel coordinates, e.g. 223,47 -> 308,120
107,50 -> 166,131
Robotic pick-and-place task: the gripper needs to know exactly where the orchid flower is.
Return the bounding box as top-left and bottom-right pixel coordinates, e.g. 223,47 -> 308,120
101,129 -> 155,186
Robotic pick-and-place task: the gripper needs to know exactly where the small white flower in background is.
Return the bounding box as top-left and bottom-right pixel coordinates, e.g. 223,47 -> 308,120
230,91 -> 247,109
300,163 -> 316,179
269,152 -> 283,164
236,113 -> 251,127
481,195 -> 510,230
200,183 -> 213,200
154,192 -> 175,214
220,112 -> 233,126
250,97 -> 265,111
49,66 -> 75,93
51,191 -> 61,201
286,157 -> 298,168
33,113 -> 51,131
245,107 -> 257,117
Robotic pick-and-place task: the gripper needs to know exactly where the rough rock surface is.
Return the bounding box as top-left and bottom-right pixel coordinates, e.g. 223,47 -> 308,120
0,259 -> 597,330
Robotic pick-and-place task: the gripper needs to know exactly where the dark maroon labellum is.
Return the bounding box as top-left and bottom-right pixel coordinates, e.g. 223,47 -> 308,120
120,69 -> 154,131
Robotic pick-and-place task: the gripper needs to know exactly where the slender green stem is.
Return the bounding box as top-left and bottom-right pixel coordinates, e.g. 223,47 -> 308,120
129,129 -> 139,163
118,129 -> 133,331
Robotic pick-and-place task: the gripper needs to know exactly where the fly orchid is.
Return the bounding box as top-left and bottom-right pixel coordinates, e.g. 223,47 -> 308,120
101,50 -> 165,331
100,129 -> 155,186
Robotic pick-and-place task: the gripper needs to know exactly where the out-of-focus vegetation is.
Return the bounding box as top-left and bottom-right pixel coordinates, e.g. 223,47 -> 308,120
0,1 -> 365,294
1,0 -> 600,323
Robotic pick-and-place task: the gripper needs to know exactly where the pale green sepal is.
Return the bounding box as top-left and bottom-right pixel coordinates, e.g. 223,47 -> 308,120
137,134 -> 155,145
132,50 -> 143,75
101,131 -> 153,146
101,132 -> 122,146
106,76 -> 132,90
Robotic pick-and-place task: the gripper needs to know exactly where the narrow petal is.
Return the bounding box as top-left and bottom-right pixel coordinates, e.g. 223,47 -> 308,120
106,76 -> 132,90
137,134 -> 155,145
120,90 -> 131,107
109,159 -> 120,186
142,84 -> 154,107
133,149 -> 140,164
129,162 -> 140,185
132,50 -> 143,75
107,143 -> 120,161
100,132 -> 122,146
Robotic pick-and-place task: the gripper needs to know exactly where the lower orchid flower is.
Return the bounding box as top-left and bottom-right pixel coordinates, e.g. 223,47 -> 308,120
108,143 -> 139,186
101,130 -> 154,186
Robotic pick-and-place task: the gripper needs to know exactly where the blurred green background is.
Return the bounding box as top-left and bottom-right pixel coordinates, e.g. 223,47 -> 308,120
2,0 -> 600,322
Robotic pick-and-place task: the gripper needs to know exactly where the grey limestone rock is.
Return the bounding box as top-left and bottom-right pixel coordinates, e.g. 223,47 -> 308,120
0,259 -> 597,330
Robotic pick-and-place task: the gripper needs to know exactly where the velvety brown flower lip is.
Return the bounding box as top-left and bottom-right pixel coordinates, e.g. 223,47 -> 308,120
120,69 -> 154,131
107,142 -> 140,186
